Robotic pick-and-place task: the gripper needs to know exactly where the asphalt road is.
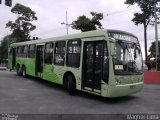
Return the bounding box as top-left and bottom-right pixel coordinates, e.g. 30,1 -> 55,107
0,70 -> 160,114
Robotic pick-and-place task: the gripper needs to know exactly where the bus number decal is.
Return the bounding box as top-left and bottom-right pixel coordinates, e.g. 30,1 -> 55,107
115,65 -> 124,70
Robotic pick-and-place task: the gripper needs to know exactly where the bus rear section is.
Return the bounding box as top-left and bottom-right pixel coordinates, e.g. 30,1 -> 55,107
9,47 -> 16,70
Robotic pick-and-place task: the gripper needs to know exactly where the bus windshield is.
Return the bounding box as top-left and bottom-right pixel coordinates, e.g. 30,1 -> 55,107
113,40 -> 143,75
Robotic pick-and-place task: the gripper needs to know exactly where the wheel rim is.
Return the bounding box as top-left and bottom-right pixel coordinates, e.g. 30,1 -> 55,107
22,67 -> 25,76
22,69 -> 24,76
17,66 -> 20,75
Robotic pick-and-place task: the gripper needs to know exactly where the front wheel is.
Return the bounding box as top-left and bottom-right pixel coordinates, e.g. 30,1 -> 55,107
67,75 -> 76,95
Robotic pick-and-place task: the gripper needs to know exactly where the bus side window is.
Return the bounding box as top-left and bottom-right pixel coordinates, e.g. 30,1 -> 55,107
28,45 -> 35,58
54,41 -> 66,66
44,43 -> 53,64
23,45 -> 28,58
67,40 -> 81,67
17,46 -> 22,57
16,47 -> 18,57
21,46 -> 24,57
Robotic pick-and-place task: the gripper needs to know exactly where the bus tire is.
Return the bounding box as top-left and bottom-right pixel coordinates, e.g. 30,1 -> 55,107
67,75 -> 76,95
17,65 -> 21,76
22,66 -> 27,78
63,78 -> 68,90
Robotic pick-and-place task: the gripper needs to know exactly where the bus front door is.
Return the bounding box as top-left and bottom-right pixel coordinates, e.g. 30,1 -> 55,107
35,45 -> 44,77
82,41 -> 106,93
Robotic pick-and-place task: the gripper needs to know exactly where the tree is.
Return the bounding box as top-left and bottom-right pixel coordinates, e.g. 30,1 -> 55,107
149,41 -> 160,58
6,3 -> 37,42
0,35 -> 11,59
72,12 -> 103,32
124,0 -> 159,60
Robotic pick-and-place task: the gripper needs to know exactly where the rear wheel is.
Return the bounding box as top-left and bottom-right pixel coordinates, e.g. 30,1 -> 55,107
22,66 -> 27,78
16,65 -> 21,76
67,75 -> 76,95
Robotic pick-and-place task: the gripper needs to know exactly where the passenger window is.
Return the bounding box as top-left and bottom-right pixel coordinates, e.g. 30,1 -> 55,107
44,43 -> 53,64
23,45 -> 28,58
17,46 -> 23,57
28,45 -> 35,58
54,41 -> 66,66
67,40 -> 81,67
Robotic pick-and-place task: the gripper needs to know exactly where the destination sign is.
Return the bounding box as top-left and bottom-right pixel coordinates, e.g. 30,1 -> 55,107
108,32 -> 138,43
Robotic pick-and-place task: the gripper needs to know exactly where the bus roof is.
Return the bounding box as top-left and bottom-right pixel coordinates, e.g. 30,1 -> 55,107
10,29 -> 138,47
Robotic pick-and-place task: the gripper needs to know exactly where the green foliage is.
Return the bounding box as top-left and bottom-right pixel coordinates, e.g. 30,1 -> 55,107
0,35 -> 11,59
6,3 -> 37,42
125,0 -> 155,27
151,59 -> 156,69
72,12 -> 103,32
148,41 -> 160,58
124,0 -> 159,60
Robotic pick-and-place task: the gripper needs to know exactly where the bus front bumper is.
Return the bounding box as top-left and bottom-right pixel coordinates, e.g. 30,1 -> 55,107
106,82 -> 143,97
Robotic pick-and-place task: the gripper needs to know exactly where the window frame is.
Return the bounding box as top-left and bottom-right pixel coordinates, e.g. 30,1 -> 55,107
54,41 -> 66,66
23,45 -> 28,58
17,46 -> 23,57
28,44 -> 35,58
44,42 -> 54,64
66,39 -> 81,68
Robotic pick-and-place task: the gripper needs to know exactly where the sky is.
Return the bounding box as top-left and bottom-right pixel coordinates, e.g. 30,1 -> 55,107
0,0 -> 160,59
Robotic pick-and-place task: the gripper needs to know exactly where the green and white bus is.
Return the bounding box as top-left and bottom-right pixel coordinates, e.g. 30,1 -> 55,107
9,29 -> 144,97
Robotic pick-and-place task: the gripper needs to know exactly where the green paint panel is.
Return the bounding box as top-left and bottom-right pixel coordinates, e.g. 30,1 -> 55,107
108,82 -> 143,97
115,75 -> 143,85
15,57 -> 35,76
43,64 -> 62,84
26,58 -> 35,76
